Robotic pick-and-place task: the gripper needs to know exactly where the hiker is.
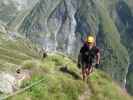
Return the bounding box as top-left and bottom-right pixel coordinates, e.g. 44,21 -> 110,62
78,35 -> 100,81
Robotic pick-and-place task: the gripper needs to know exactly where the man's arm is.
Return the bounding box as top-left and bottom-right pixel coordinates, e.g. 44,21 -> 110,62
77,46 -> 84,68
95,51 -> 100,69
96,52 -> 100,64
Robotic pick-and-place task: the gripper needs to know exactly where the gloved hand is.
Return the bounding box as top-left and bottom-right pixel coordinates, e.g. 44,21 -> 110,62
95,64 -> 99,69
77,63 -> 81,69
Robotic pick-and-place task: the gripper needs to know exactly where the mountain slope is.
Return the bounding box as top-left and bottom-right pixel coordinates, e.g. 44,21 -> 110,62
0,31 -> 132,100
6,0 -> 133,95
0,0 -> 38,25
0,0 -> 18,23
7,10 -> 30,32
14,0 -> 129,88
103,0 -> 133,95
0,31 -> 41,72
2,53 -> 132,100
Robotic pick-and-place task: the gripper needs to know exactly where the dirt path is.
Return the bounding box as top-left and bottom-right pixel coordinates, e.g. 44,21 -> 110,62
78,85 -> 91,100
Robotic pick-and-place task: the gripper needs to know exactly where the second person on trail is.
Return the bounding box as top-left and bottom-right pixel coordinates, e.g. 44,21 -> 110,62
78,35 -> 100,81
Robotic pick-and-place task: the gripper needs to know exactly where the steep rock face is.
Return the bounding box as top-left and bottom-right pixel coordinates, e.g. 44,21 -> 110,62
0,23 -> 6,33
115,0 -> 133,95
104,0 -> 133,95
126,65 -> 133,95
17,0 -> 129,88
0,0 -> 18,23
0,0 -> 38,24
93,0 -> 133,94
0,72 -> 16,94
18,0 -> 81,57
12,0 -> 38,10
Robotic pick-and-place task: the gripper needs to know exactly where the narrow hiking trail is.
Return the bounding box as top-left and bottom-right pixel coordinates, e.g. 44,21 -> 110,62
79,88 -> 91,100
78,78 -> 93,100
78,72 -> 95,100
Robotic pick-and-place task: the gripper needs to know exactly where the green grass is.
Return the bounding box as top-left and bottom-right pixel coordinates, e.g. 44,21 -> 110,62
88,70 -> 132,100
6,53 -> 132,100
8,74 -> 85,100
7,54 -> 86,100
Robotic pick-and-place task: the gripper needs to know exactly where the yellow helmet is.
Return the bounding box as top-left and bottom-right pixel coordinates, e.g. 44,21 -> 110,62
86,36 -> 95,44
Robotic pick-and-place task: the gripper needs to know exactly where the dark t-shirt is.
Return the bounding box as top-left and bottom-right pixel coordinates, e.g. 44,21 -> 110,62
80,44 -> 100,64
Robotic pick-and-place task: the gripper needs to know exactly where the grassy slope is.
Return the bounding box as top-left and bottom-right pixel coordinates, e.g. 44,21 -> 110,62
0,32 -> 40,72
3,53 -> 132,100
